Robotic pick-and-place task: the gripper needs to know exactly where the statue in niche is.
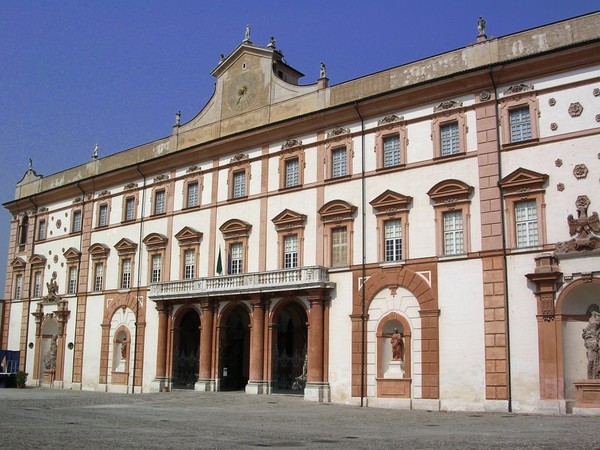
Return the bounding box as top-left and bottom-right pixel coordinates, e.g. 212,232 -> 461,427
120,337 -> 128,360
43,335 -> 58,370
390,328 -> 404,361
582,311 -> 600,379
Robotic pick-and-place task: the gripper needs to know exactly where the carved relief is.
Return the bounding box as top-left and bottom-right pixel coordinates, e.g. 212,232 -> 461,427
555,159 -> 562,167
123,182 -> 138,190
186,165 -> 200,173
504,83 -> 534,95
550,123 -> 558,131
596,114 -> 600,123
568,102 -> 583,117
583,311 -> 600,379
479,91 -> 491,102
540,294 -> 555,321
593,88 -> 600,97
548,98 -> 556,106
555,195 -> 600,255
153,174 -> 169,183
230,153 -> 248,163
98,190 -> 111,198
557,183 -> 565,192
378,114 -> 404,125
433,100 -> 462,112
327,127 -> 350,138
573,164 -> 588,179
281,139 -> 302,149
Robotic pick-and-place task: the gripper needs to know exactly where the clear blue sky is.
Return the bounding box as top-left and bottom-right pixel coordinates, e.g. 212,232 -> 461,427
1,1 -> 598,295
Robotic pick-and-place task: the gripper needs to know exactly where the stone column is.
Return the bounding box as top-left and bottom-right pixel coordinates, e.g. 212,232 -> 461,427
305,292 -> 330,402
196,301 -> 214,391
246,296 -> 268,394
152,302 -> 170,391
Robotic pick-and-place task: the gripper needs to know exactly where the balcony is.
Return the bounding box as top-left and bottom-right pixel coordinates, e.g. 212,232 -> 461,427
148,266 -> 335,300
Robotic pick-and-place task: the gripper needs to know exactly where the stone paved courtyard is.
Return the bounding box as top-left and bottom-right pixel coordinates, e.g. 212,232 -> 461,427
1,388 -> 599,449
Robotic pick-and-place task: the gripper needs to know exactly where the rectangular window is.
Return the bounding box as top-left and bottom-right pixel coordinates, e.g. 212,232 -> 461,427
515,200 -> 538,247
14,274 -> 23,300
68,266 -> 77,294
151,254 -> 162,283
38,220 -> 47,241
284,235 -> 298,268
384,220 -> 402,262
94,263 -> 104,292
184,250 -> 195,279
332,147 -> 347,178
187,182 -> 199,208
443,211 -> 464,255
440,122 -> 460,156
230,243 -> 243,274
154,190 -> 166,215
509,107 -> 532,142
72,210 -> 82,233
331,227 -> 348,267
285,158 -> 300,188
125,197 -> 135,221
98,204 -> 109,227
33,271 -> 42,298
233,171 -> 246,198
383,135 -> 401,167
121,258 -> 131,289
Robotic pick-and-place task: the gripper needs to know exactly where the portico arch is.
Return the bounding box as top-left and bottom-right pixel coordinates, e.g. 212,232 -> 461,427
218,303 -> 251,391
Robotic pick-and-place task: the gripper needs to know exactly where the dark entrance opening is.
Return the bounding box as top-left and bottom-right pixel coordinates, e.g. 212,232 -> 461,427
172,309 -> 200,389
220,306 -> 250,391
272,302 -> 307,394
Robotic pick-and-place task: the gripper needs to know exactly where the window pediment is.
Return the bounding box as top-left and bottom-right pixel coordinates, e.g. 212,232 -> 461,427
63,247 -> 82,262
29,254 -> 47,267
175,226 -> 203,245
143,233 -> 168,250
10,257 -> 26,270
272,209 -> 307,230
219,219 -> 252,238
370,190 -> 413,215
427,179 -> 473,204
499,167 -> 548,194
318,200 -> 357,223
114,238 -> 138,255
88,243 -> 110,259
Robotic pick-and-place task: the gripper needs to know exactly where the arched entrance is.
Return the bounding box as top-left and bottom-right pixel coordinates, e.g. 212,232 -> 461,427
272,302 -> 308,394
220,305 -> 250,391
172,309 -> 200,389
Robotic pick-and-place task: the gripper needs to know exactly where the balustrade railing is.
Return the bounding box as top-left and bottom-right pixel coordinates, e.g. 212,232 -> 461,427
148,266 -> 333,299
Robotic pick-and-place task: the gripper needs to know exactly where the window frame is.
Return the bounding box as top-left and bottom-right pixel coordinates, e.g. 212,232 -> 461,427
143,232 -> 169,285
499,167 -> 548,250
427,180 -> 473,257
431,103 -> 467,159
153,189 -> 166,215
37,219 -> 47,241
325,128 -> 353,181
514,200 -> 539,248
67,265 -> 78,295
370,190 -> 412,263
442,210 -> 465,256
14,274 -> 23,300
71,209 -> 82,233
175,226 -> 203,280
283,234 -> 299,269
499,87 -> 539,146
122,194 -> 137,223
272,209 -> 306,269
374,115 -> 407,170
318,200 -> 357,268
219,219 -> 252,274
227,154 -> 251,201
88,243 -> 110,292
97,202 -> 110,228
33,270 -> 42,298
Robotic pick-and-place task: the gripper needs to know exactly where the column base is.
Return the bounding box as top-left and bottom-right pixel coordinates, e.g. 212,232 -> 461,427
150,378 -> 170,392
195,378 -> 216,392
304,382 -> 331,402
245,381 -> 270,395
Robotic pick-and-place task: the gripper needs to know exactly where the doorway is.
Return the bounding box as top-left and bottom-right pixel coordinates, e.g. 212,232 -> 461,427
272,302 -> 307,394
219,306 -> 250,391
172,309 -> 200,389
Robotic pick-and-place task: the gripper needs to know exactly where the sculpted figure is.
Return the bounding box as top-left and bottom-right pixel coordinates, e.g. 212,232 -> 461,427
391,328 -> 404,361
44,335 -> 58,370
121,337 -> 128,360
582,311 -> 600,379
320,62 -> 326,79
477,17 -> 486,36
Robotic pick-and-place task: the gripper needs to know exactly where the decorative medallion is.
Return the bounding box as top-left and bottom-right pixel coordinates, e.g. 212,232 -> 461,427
55,220 -> 61,229
548,98 -> 556,106
568,102 -> 583,117
596,114 -> 600,123
555,159 -> 563,167
550,123 -> 558,131
555,195 -> 600,255
479,91 -> 491,102
593,88 -> 600,97
557,183 -> 565,192
573,164 -> 588,179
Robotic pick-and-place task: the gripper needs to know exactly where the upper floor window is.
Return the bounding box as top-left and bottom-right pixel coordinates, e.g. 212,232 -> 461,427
72,210 -> 82,233
515,200 -> 538,248
384,220 -> 402,262
94,263 -> 104,292
18,215 -> 29,249
331,227 -> 348,267
230,242 -> 244,274
124,197 -> 136,222
154,190 -> 166,215
232,171 -> 246,198
121,258 -> 132,289
285,158 -> 300,188
186,181 -> 199,208
331,147 -> 347,178
284,234 -> 299,269
38,220 -> 47,241
68,266 -> 77,294
14,274 -> 23,299
319,199 -> 356,267
33,271 -> 42,298
98,204 -> 109,227
443,210 -> 464,255
184,249 -> 195,279
151,254 -> 162,283
383,135 -> 401,168
509,107 -> 532,142
440,122 -> 460,156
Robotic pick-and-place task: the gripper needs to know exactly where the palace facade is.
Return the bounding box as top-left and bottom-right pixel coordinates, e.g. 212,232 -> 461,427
2,13 -> 600,413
